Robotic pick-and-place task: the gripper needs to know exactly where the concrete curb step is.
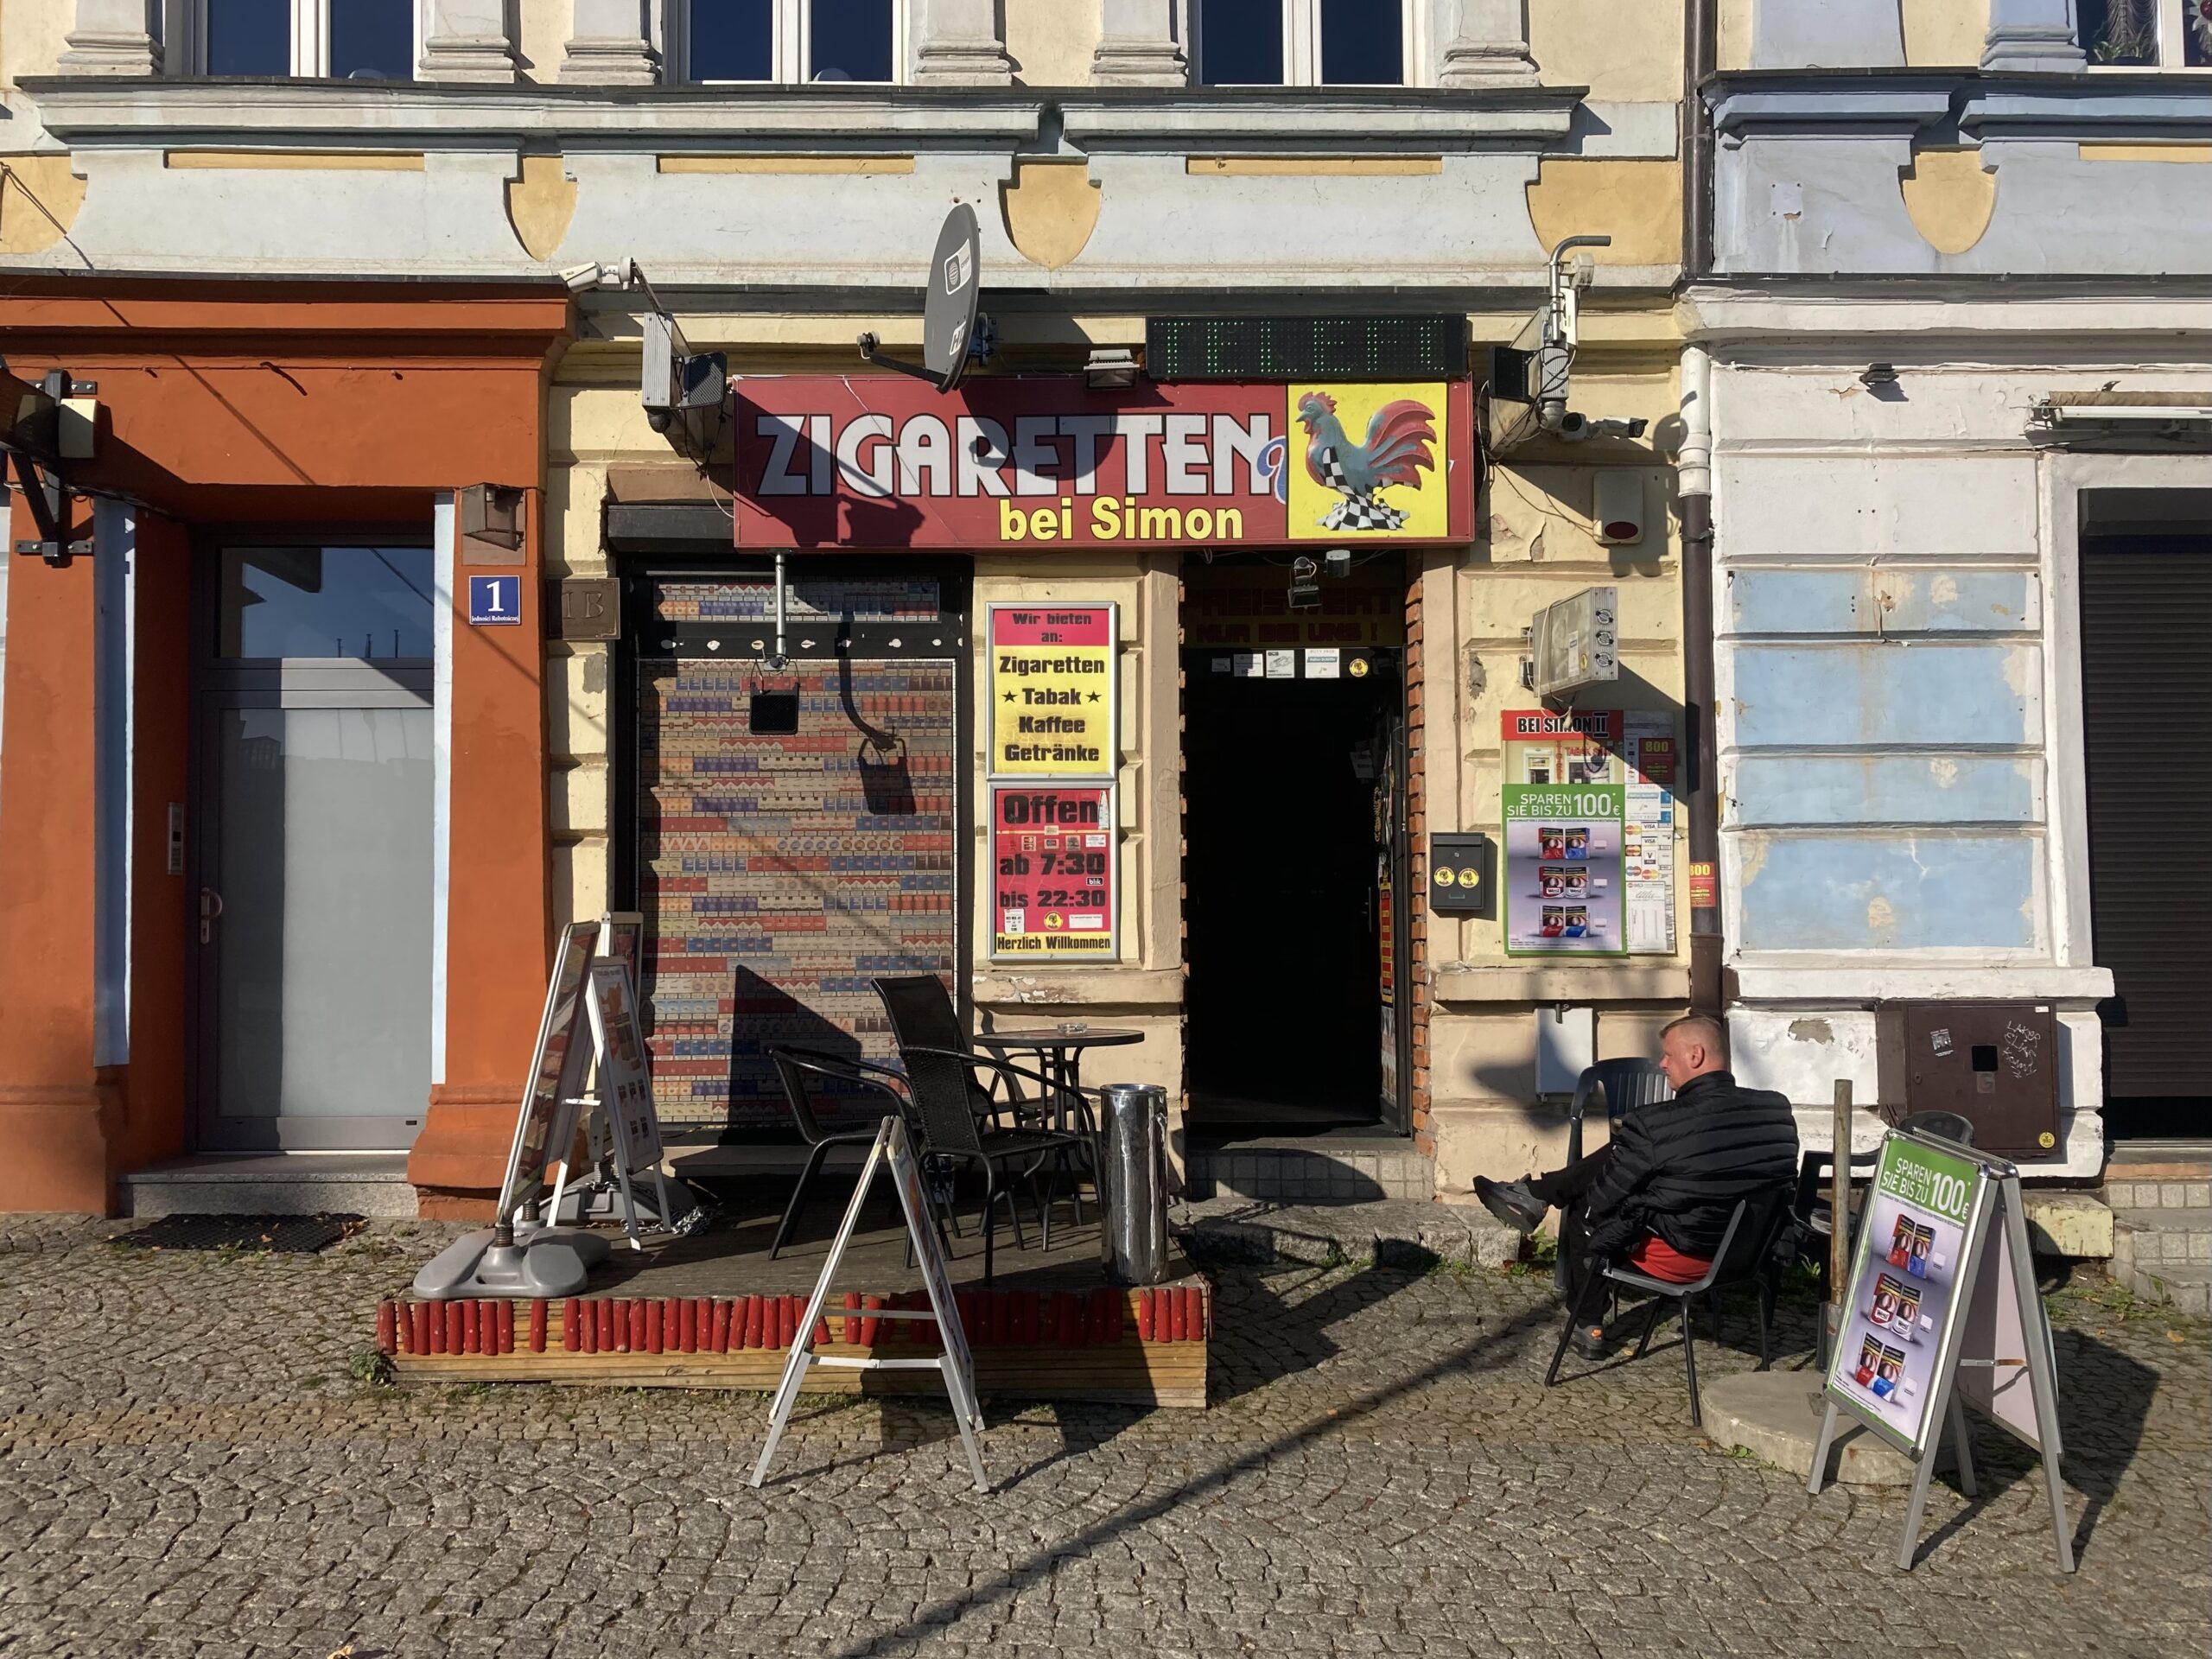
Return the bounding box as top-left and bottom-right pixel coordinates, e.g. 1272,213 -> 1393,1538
2109,1206 -> 2212,1316
1700,1370 -> 1948,1488
1173,1198 -> 1522,1270
1185,1141 -> 1434,1205
119,1155 -> 418,1220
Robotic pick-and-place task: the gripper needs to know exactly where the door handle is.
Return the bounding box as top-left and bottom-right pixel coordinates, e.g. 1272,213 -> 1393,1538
199,887 -> 223,944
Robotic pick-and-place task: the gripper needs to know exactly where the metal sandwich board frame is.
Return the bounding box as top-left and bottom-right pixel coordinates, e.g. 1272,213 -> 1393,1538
1807,1129 -> 2074,1573
751,1116 -> 987,1494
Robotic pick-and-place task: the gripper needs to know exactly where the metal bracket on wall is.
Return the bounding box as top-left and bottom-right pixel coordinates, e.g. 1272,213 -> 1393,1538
3,366 -> 96,567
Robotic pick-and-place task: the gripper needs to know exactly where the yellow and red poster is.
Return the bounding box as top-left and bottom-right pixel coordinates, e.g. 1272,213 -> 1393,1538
988,603 -> 1116,778
989,783 -> 1117,961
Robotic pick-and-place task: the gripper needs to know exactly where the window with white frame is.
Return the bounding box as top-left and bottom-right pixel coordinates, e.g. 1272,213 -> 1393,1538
670,0 -> 902,84
183,0 -> 418,79
2081,0 -> 2212,67
1192,0 -> 1414,86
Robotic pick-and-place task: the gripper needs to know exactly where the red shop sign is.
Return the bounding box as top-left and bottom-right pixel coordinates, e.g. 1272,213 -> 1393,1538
733,376 -> 1473,550
988,782 -> 1117,961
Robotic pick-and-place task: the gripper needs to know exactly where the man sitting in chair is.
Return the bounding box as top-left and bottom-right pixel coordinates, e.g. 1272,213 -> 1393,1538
1473,1014 -> 1798,1359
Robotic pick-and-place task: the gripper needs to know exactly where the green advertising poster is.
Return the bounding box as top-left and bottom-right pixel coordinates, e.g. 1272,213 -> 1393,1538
1500,783 -> 1626,956
1824,1134 -> 1986,1456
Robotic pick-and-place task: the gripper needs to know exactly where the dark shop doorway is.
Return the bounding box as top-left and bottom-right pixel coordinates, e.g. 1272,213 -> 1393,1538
2079,518 -> 2212,1142
1181,639 -> 1408,1137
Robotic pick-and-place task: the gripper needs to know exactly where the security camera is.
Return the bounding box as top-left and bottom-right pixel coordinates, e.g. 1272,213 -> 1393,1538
558,262 -> 605,293
1557,414 -> 1647,443
1324,549 -> 1352,578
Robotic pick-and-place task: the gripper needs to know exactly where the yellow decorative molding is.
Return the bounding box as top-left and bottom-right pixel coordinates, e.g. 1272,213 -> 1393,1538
1526,160 -> 1681,266
656,156 -> 916,174
0,156 -> 87,257
163,149 -> 426,170
1186,156 -> 1442,177
2078,143 -> 2212,164
507,154 -> 577,263
1899,149 -> 1997,256
1001,159 -> 1101,272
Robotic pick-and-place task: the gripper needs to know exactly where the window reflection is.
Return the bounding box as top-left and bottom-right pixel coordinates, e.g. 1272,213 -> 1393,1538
1198,0 -> 1284,86
1320,0 -> 1402,85
811,0 -> 894,81
207,0 -> 291,76
690,0 -> 775,80
219,546 -> 435,660
331,0 -> 415,79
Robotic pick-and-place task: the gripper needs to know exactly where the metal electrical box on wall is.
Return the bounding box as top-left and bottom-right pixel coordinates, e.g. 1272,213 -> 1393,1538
1877,1002 -> 2062,1160
1427,832 -> 1492,916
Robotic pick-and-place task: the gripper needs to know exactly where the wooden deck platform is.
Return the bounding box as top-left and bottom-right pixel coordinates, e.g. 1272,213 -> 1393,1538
379,1178 -> 1210,1408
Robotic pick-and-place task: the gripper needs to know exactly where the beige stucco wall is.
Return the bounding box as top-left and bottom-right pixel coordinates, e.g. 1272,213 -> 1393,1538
519,0 -> 570,82
1422,353 -> 1692,1198
1007,0 -> 1102,86
1532,0 -> 1685,102
1,0 -> 70,89
1901,0 -> 1986,67
545,321 -> 1690,1192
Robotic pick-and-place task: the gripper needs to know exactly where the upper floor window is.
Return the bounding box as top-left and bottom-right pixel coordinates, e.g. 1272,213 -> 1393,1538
1193,0 -> 1409,86
2082,0 -> 2212,67
672,0 -> 900,84
195,0 -> 416,79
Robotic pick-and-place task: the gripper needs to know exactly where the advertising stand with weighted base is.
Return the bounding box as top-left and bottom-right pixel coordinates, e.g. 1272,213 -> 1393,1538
751,1116 -> 988,1493
412,914 -> 674,1300
1807,1128 -> 2074,1573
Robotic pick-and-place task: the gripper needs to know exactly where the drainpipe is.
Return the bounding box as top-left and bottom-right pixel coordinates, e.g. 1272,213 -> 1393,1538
1684,0 -> 1715,281
1679,346 -> 1721,1014
1679,0 -> 1723,1015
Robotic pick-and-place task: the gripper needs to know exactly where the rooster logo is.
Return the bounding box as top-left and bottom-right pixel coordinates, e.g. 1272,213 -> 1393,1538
1295,392 -> 1438,532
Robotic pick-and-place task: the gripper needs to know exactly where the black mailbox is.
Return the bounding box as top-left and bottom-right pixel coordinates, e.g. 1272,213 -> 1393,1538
1878,1001 -> 2062,1160
1427,833 -> 1493,917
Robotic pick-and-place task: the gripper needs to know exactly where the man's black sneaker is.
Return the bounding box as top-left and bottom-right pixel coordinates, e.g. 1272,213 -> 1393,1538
1472,1176 -> 1548,1235
1570,1324 -> 1610,1362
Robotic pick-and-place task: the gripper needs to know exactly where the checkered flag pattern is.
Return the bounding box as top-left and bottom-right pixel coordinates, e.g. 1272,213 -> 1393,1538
1314,448 -> 1410,531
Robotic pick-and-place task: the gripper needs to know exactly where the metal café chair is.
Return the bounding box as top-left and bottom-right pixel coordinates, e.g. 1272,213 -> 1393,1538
873,973 -> 1048,1129
764,1045 -> 950,1263
1545,1185 -> 1795,1428
1554,1058 -> 1675,1294
897,1043 -> 1092,1285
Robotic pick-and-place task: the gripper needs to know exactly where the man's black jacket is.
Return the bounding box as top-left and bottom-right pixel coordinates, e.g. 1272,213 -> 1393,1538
1580,1071 -> 1799,1259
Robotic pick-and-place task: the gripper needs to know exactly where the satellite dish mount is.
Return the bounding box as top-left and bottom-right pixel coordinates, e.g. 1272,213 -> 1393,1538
858,202 -> 994,393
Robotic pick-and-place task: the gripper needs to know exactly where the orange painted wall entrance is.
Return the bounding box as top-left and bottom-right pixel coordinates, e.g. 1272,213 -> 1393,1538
0,279 -> 571,1216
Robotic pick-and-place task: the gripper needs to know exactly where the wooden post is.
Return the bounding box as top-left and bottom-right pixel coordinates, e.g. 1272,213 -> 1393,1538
1824,1078 -> 1853,1363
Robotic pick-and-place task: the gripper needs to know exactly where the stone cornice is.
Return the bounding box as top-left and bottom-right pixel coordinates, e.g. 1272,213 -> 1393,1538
22,76 -> 1587,155
1706,69 -> 2212,142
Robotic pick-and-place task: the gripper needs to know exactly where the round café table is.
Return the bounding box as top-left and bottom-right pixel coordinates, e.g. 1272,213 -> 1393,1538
973,1026 -> 1145,1135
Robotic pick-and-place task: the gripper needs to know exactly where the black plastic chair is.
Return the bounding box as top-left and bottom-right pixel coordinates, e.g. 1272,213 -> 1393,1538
898,1043 -> 1090,1285
765,1046 -> 942,1261
1545,1185 -> 1795,1427
1565,1058 -> 1675,1164
1898,1109 -> 1976,1146
1553,1058 -> 1675,1294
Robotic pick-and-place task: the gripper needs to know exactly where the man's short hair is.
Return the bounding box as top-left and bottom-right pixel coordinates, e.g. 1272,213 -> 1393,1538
1662,1012 -> 1729,1065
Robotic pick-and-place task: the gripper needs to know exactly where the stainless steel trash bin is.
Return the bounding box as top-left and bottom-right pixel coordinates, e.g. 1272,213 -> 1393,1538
1098,1083 -> 1170,1286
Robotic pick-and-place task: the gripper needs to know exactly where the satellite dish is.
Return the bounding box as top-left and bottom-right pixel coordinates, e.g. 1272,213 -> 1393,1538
922,203 -> 982,392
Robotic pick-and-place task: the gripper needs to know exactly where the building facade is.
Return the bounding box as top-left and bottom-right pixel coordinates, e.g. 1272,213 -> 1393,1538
1687,0 -> 2211,1178
3,0 -> 1697,1218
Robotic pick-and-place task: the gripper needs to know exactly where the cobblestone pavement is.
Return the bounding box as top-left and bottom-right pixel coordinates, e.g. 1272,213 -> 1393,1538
1,1213 -> 2206,1659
